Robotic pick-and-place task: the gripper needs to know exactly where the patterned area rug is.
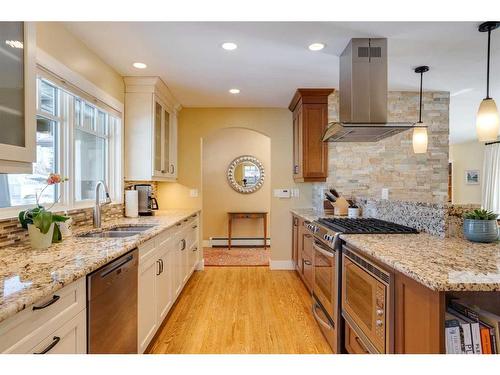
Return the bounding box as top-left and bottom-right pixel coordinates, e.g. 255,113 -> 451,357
203,247 -> 271,266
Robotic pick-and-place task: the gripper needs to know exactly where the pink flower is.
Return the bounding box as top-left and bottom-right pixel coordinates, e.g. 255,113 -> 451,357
46,173 -> 68,185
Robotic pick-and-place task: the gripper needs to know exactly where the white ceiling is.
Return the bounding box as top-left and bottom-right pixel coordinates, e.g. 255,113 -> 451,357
64,22 -> 500,144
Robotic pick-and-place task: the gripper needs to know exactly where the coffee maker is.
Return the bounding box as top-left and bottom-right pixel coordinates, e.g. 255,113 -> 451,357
134,184 -> 159,216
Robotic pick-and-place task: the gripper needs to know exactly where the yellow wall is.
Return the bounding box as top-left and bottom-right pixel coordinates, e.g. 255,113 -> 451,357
157,108 -> 313,262
36,22 -> 124,102
450,141 -> 485,204
202,128 -> 271,240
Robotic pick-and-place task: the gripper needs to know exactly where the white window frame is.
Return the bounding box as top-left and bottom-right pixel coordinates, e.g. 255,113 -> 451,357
0,61 -> 123,219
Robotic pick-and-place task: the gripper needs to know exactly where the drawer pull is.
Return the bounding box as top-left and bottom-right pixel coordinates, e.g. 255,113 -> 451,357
192,225 -> 198,229
32,295 -> 60,311
303,260 -> 312,266
180,239 -> 186,251
35,336 -> 60,354
193,247 -> 198,252
176,222 -> 182,227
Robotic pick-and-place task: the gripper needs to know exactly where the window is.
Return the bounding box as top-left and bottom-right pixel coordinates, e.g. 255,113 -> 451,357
75,104 -> 109,201
0,76 -> 122,212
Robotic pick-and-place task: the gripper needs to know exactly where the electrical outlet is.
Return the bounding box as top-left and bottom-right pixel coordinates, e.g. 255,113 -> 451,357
381,188 -> 389,200
189,189 -> 199,197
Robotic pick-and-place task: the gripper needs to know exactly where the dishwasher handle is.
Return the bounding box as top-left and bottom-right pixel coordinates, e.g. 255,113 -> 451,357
88,249 -> 138,301
100,254 -> 134,278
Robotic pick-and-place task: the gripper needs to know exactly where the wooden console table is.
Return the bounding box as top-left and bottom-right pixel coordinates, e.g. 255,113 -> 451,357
227,212 -> 268,249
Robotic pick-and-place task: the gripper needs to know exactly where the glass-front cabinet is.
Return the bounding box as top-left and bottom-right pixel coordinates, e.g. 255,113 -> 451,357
0,22 -> 36,173
152,96 -> 177,179
124,77 -> 179,181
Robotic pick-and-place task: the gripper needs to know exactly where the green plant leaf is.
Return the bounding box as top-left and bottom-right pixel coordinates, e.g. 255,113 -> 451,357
32,211 -> 53,234
464,209 -> 498,221
52,214 -> 70,222
52,223 -> 62,243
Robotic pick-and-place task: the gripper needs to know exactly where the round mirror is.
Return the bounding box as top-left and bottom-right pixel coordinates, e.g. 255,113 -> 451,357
227,155 -> 265,194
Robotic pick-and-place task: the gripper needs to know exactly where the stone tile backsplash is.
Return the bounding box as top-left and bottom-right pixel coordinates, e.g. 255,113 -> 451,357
324,91 -> 449,203
0,204 -> 124,248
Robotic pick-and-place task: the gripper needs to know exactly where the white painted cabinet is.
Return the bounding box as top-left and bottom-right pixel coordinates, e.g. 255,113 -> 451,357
138,248 -> 159,353
137,214 -> 199,353
156,240 -> 173,324
30,310 -> 86,354
0,22 -> 37,174
0,278 -> 86,354
124,77 -> 180,181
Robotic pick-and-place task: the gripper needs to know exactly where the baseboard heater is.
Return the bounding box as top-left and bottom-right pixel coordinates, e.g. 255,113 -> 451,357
209,237 -> 271,247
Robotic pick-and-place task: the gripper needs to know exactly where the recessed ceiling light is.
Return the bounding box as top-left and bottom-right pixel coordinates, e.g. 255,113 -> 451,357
222,42 -> 238,51
132,62 -> 147,69
5,40 -> 23,49
308,43 -> 325,51
229,88 -> 240,94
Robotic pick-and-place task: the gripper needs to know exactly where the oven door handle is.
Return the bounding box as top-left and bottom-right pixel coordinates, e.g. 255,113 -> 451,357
313,241 -> 334,258
312,302 -> 334,330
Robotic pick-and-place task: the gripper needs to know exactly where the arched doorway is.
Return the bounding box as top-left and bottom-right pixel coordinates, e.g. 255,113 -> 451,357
201,127 -> 271,266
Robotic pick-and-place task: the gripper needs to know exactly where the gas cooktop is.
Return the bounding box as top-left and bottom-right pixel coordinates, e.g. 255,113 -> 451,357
317,218 -> 418,234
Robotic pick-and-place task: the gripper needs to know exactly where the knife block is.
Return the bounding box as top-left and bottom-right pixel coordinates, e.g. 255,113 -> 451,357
333,197 -> 349,216
323,200 -> 335,215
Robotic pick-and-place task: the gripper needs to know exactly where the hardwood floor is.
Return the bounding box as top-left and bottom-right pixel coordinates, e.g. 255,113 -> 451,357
147,267 -> 332,354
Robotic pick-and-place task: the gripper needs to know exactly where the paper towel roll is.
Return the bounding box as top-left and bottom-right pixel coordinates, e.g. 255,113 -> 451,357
125,190 -> 139,218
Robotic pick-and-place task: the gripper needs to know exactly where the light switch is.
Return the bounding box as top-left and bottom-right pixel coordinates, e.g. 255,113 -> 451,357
274,189 -> 291,198
190,189 -> 199,197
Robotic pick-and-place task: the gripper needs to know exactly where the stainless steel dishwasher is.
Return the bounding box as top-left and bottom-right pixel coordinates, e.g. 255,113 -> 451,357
87,248 -> 138,354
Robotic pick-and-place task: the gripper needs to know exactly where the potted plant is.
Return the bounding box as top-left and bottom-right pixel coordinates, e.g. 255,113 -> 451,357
463,209 -> 499,243
18,173 -> 70,250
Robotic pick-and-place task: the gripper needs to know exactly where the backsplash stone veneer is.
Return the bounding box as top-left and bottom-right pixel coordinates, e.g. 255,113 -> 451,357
0,204 -> 124,248
323,91 -> 450,203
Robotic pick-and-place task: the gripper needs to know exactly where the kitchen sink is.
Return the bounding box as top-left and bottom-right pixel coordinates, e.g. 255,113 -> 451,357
77,231 -> 141,238
108,225 -> 156,232
77,225 -> 156,239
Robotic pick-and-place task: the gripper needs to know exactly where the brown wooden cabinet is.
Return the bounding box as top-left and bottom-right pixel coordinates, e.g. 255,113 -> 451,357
394,271 -> 445,354
345,322 -> 370,354
291,214 -> 313,293
289,89 -> 334,182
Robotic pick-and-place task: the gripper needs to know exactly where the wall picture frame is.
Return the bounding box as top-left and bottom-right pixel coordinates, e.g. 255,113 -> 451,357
465,170 -> 480,185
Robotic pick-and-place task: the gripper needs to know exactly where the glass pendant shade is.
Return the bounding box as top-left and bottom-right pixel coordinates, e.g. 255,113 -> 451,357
476,98 -> 500,141
412,126 -> 428,154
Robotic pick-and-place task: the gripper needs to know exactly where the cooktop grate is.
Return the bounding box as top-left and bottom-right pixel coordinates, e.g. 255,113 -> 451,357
317,218 -> 418,234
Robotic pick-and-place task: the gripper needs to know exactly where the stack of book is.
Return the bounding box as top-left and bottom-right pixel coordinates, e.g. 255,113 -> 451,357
445,299 -> 500,354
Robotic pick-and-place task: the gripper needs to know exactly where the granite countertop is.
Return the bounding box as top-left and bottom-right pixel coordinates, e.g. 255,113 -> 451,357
291,208 -> 331,222
291,208 -> 500,292
341,233 -> 500,292
0,209 -> 199,324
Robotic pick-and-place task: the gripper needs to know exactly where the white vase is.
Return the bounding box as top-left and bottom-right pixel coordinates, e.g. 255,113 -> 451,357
28,223 -> 55,250
57,218 -> 73,238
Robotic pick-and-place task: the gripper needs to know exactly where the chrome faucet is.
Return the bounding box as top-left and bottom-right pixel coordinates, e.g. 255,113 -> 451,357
93,180 -> 112,228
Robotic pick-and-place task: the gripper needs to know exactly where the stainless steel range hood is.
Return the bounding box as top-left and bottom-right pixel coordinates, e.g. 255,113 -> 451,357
323,38 -> 414,142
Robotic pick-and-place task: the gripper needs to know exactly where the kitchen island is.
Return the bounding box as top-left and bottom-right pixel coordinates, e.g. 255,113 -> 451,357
291,208 -> 500,354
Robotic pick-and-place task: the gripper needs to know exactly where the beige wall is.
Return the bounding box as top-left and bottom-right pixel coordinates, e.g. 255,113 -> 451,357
36,22 -> 124,102
202,128 -> 271,240
450,141 -> 485,204
157,108 -> 313,262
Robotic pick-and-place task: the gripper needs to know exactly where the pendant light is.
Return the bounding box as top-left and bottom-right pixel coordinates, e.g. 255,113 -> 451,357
477,22 -> 500,142
413,66 -> 429,154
